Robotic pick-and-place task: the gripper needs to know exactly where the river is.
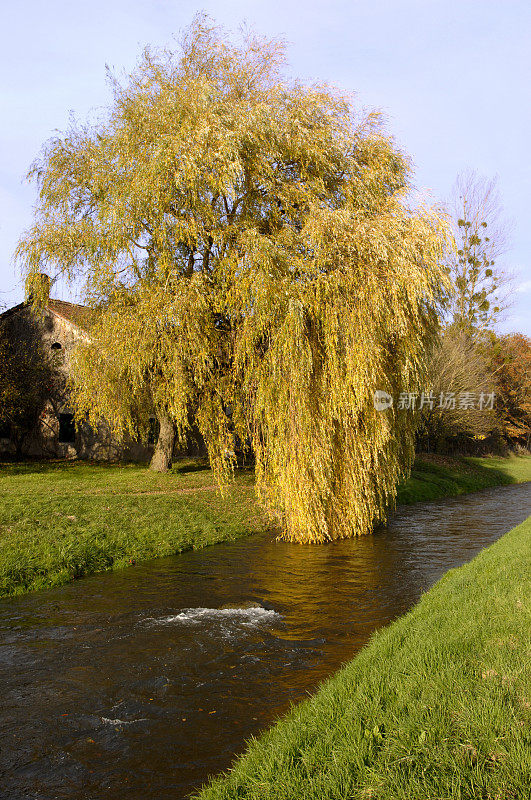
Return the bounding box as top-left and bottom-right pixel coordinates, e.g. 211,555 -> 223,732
1,483 -> 530,799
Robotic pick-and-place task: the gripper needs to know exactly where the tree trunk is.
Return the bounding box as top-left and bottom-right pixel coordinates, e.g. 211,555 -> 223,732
13,430 -> 26,462
149,412 -> 176,472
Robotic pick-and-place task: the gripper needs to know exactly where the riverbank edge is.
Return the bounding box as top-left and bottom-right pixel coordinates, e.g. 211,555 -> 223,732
0,455 -> 529,599
396,453 -> 530,506
196,512 -> 531,800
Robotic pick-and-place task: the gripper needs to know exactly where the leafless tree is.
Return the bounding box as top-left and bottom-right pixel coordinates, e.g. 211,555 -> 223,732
448,170 -> 514,331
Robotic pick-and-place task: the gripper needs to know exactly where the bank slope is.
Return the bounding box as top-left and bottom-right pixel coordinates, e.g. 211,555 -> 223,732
197,514 -> 531,800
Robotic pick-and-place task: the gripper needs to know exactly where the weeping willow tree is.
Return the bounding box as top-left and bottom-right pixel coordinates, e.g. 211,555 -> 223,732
16,17 -> 450,542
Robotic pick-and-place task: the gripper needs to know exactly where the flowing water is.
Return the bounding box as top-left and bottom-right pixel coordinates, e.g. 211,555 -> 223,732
1,483 -> 530,799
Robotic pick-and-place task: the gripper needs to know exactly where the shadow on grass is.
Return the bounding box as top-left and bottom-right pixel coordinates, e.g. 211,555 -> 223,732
0,460 -> 88,477
0,457 -> 215,479
2,454 -> 528,496
171,459 -> 211,474
0,458 -> 156,480
464,454 -> 531,483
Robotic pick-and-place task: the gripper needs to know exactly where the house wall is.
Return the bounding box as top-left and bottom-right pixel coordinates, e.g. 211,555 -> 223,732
0,304 -> 155,462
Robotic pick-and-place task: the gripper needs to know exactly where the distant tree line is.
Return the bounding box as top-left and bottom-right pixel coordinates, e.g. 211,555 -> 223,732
418,171 -> 529,454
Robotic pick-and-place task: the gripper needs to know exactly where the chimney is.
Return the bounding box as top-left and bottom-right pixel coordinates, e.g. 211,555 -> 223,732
25,272 -> 52,307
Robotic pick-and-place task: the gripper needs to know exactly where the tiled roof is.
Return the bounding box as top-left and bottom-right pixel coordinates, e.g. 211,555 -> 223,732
46,299 -> 93,331
0,302 -> 25,320
0,298 -> 93,331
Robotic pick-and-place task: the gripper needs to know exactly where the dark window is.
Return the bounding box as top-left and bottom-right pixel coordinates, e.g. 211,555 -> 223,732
58,413 -> 76,444
148,417 -> 159,445
51,342 -> 62,350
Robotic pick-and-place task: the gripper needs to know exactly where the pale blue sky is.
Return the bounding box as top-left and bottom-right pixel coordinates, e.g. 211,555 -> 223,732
1,0 -> 530,333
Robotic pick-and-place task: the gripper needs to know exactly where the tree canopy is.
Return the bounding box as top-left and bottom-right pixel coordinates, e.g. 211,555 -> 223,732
16,18 -> 450,542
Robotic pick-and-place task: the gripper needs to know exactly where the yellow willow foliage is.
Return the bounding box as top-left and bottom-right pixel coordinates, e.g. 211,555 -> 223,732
16,17 -> 451,541
69,276 -> 237,484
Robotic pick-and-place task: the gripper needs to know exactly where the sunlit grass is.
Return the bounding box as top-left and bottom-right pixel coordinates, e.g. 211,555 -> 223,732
0,460 -> 266,598
466,454 -> 531,484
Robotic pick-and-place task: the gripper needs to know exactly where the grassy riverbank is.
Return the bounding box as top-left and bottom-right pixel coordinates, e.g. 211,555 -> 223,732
0,455 -> 529,599
0,460 -> 267,598
197,514 -> 531,800
396,454 -> 531,504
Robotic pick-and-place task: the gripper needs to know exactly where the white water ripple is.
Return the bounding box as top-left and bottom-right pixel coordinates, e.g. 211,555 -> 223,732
144,606 -> 280,627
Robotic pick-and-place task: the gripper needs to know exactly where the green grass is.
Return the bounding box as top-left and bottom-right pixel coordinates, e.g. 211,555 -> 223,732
196,514 -> 531,800
0,455 -> 529,599
0,460 -> 268,598
397,454 -> 531,505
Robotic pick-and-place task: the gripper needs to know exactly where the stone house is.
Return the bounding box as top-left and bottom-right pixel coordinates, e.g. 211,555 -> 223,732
0,298 -> 155,461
